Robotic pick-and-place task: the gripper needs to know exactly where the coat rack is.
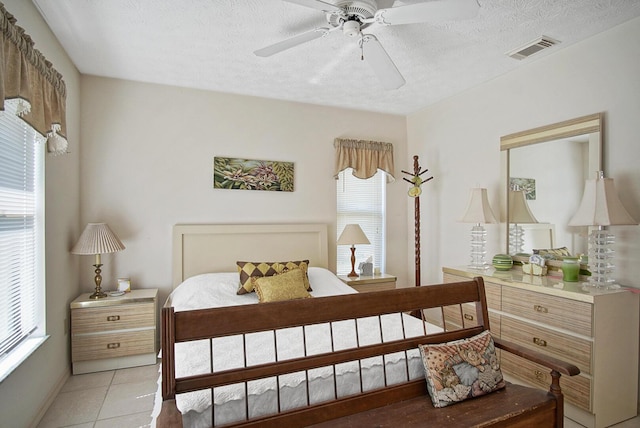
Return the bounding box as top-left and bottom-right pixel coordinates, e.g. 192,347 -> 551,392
402,155 -> 433,287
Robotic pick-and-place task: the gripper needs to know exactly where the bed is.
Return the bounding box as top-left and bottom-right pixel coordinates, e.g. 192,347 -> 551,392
153,223 -> 439,426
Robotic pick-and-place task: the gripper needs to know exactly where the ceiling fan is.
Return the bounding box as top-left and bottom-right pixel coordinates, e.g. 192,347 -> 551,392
254,0 -> 480,90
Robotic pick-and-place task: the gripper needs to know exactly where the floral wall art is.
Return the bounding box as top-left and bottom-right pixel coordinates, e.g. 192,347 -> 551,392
213,157 -> 294,191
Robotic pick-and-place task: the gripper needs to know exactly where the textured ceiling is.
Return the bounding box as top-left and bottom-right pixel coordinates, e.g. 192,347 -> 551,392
33,0 -> 640,115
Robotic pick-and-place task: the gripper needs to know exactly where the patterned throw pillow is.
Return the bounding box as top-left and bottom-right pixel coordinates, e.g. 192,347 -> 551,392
418,330 -> 505,408
254,268 -> 312,303
236,260 -> 310,294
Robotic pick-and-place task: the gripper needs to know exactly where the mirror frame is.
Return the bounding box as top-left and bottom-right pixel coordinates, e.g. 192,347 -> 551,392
500,112 -> 603,255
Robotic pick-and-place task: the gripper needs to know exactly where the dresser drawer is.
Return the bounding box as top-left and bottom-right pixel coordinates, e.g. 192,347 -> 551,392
501,317 -> 592,375
72,329 -> 155,362
502,287 -> 592,336
72,303 -> 155,334
501,351 -> 591,411
442,304 -> 501,336
443,273 -> 501,310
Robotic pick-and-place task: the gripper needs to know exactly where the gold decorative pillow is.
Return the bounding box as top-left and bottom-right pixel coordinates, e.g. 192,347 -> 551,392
418,330 -> 505,408
254,268 -> 312,303
236,260 -> 310,294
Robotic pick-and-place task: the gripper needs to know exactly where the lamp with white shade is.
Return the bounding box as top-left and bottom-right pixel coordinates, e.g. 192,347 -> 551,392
568,171 -> 638,289
72,223 -> 125,299
460,188 -> 498,270
337,224 -> 370,277
509,189 -> 538,254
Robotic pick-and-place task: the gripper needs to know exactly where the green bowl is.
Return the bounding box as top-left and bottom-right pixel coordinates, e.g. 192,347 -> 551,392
492,254 -> 513,271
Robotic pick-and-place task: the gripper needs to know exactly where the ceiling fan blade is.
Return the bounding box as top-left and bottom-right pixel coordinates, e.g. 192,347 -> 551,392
361,35 -> 405,90
284,0 -> 343,13
254,28 -> 330,57
374,0 -> 480,26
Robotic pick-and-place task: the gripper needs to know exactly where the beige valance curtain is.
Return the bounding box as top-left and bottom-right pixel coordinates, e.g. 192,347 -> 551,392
334,138 -> 395,182
0,2 -> 67,155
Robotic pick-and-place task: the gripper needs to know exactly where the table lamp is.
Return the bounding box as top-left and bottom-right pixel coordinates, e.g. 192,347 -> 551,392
72,223 -> 125,299
337,224 -> 370,277
509,189 -> 538,254
568,171 -> 638,289
460,188 -> 497,269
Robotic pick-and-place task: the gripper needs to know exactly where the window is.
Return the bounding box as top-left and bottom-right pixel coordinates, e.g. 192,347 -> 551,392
336,169 -> 386,275
0,106 -> 46,381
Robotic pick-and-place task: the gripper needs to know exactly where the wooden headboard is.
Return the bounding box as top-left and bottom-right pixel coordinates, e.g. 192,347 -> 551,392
172,224 -> 329,287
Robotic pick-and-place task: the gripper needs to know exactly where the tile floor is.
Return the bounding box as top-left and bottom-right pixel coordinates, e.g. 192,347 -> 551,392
37,363 -> 159,428
37,362 -> 640,427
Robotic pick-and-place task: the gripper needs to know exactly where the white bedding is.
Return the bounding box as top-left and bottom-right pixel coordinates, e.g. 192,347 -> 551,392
156,268 -> 433,427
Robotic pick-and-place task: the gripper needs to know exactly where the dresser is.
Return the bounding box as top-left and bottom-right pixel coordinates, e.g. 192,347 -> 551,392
70,288 -> 158,374
338,273 -> 396,293
441,267 -> 639,428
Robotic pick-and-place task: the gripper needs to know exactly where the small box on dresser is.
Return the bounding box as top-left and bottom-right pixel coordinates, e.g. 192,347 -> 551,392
442,266 -> 639,428
70,288 -> 158,374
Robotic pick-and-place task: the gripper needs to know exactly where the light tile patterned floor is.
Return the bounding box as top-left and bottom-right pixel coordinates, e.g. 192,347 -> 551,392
38,362 -> 640,427
37,363 -> 158,428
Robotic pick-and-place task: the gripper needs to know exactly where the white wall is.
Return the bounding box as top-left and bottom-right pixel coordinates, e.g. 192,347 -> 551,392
0,1 -> 81,427
407,16 -> 640,288
79,77 -> 409,306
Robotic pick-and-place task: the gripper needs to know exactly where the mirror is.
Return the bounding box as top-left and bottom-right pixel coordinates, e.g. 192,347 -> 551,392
500,113 -> 603,256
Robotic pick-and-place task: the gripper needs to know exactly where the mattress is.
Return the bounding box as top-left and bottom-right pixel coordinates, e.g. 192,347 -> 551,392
154,267 -> 435,427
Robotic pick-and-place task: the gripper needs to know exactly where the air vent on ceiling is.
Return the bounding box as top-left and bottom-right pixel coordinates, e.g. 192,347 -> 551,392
507,36 -> 560,60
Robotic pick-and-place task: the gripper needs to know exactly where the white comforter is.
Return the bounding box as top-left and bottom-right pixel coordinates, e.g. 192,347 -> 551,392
161,268 -> 430,427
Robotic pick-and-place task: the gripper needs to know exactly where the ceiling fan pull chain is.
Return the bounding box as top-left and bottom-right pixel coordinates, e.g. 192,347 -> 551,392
360,34 -> 364,61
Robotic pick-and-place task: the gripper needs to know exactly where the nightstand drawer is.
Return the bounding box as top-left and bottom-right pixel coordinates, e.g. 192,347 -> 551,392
501,316 -> 592,375
72,303 -> 155,334
502,287 -> 592,336
72,329 -> 155,362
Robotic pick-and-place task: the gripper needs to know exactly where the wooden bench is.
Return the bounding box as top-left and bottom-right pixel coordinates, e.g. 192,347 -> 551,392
158,277 -> 579,427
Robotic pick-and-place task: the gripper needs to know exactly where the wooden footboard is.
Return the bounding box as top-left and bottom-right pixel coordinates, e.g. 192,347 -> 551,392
158,278 -> 579,428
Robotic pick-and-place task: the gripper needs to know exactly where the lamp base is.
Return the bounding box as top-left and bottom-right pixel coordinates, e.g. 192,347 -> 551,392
89,263 -> 107,299
348,246 -> 359,277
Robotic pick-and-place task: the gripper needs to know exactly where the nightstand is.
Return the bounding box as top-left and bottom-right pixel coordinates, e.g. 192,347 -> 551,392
70,288 -> 158,374
338,273 -> 397,293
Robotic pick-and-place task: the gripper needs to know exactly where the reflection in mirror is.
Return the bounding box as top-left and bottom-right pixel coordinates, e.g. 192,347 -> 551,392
501,113 -> 603,257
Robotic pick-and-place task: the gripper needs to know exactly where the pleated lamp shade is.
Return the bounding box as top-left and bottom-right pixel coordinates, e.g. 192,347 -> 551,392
460,188 -> 497,224
71,223 -> 126,256
569,172 -> 638,226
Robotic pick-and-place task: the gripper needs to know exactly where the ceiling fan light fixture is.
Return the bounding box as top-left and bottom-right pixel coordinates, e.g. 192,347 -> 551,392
343,20 -> 362,37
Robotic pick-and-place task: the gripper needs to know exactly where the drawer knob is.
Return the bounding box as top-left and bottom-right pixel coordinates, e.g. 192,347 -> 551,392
107,342 -> 121,349
107,315 -> 121,322
534,370 -> 546,381
533,337 -> 547,347
463,313 -> 474,321
533,305 -> 548,313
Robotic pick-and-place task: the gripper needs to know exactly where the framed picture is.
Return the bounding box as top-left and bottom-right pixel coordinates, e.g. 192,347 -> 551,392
510,177 -> 536,200
213,157 -> 294,192
117,278 -> 131,292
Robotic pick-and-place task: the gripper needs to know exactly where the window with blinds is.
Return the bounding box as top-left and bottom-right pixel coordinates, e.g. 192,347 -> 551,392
0,107 -> 45,379
336,169 -> 386,275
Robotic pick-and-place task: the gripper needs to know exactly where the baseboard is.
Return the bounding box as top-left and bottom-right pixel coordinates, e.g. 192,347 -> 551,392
28,367 -> 71,428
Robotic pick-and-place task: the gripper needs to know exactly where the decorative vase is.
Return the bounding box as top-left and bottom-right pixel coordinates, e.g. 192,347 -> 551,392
562,257 -> 580,282
492,254 -> 513,271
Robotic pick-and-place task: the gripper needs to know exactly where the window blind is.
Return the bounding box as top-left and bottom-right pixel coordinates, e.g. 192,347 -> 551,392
0,108 -> 45,362
336,169 -> 386,275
